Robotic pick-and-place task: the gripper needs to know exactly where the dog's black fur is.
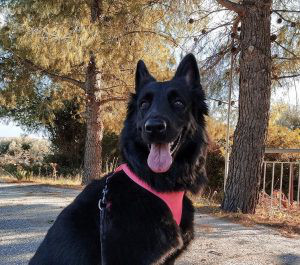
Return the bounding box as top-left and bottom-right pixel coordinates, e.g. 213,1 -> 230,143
29,54 -> 208,265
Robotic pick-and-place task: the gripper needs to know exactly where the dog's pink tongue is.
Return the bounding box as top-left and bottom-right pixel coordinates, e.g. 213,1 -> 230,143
147,143 -> 172,173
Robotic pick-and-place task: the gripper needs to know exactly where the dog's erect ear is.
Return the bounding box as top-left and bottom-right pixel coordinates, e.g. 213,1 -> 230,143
135,60 -> 155,92
173,54 -> 200,88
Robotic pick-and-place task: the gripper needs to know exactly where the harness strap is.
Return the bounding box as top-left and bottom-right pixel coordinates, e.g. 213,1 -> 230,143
115,164 -> 184,225
99,174 -> 112,265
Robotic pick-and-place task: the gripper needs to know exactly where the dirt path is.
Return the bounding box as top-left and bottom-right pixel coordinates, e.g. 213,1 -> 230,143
0,182 -> 299,265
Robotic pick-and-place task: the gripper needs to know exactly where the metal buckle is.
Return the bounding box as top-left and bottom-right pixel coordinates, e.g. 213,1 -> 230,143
99,176 -> 111,211
99,188 -> 108,210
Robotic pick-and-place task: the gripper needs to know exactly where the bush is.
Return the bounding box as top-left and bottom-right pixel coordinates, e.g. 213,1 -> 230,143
206,143 -> 225,193
0,140 -> 10,155
2,163 -> 32,180
102,131 -> 120,170
21,142 -> 31,151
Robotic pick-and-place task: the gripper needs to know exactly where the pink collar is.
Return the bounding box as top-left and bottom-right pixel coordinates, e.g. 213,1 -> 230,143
115,164 -> 184,226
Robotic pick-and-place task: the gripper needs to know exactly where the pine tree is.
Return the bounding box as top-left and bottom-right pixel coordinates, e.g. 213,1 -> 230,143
214,0 -> 300,213
0,0 -> 174,184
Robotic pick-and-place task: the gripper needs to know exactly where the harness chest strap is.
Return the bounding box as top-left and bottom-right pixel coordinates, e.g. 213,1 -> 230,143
115,164 -> 184,226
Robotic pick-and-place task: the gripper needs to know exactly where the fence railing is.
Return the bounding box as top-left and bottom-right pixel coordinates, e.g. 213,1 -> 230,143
262,161 -> 300,209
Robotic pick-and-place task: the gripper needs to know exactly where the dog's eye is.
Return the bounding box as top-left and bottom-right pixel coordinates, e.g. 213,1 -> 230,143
140,101 -> 150,110
173,100 -> 184,108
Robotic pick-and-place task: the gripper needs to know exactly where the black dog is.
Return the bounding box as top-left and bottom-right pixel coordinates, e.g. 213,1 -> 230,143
29,54 -> 208,265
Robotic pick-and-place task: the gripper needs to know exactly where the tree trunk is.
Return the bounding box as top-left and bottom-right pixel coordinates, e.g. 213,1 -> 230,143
82,54 -> 103,185
221,0 -> 272,213
81,1 -> 103,185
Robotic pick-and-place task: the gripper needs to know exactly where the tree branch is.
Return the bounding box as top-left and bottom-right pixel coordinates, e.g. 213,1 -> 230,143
13,53 -> 85,89
273,9 -> 300,13
274,41 -> 300,59
273,56 -> 300,61
100,96 -> 128,105
201,46 -> 231,73
185,22 -> 233,40
275,73 -> 300,80
122,30 -> 180,48
274,11 -> 293,23
216,0 -> 245,14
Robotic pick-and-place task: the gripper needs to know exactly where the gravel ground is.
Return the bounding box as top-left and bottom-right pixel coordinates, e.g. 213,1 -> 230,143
176,215 -> 300,265
0,182 -> 299,265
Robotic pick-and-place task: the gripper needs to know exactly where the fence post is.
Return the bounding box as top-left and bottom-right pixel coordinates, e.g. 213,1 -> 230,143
279,163 -> 283,209
297,162 -> 300,207
263,162 -> 266,192
271,162 -> 275,209
288,163 -> 293,207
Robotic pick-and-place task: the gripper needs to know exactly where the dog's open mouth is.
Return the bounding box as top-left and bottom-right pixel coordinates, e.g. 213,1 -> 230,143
147,133 -> 181,173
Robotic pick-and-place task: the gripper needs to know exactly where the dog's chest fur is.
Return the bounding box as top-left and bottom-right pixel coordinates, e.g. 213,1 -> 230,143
102,171 -> 194,264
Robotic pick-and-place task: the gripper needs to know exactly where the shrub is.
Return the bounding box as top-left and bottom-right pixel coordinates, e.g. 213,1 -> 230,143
206,143 -> 225,193
0,140 -> 10,155
102,131 -> 120,170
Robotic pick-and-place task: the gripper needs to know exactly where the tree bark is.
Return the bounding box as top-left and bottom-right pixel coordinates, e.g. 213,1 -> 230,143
221,0 -> 272,213
82,54 -> 103,185
81,0 -> 104,185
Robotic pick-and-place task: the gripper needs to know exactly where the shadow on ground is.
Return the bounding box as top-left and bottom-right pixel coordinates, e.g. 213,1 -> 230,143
278,254 -> 300,265
0,183 -> 79,265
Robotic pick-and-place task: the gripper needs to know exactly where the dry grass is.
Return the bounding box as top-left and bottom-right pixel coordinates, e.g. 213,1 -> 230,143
0,175 -> 16,183
0,175 -> 83,189
194,197 -> 300,238
28,175 -> 83,189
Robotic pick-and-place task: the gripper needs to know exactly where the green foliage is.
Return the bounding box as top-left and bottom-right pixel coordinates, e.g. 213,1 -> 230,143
46,96 -> 86,169
0,0 -> 179,162
0,0 -> 174,96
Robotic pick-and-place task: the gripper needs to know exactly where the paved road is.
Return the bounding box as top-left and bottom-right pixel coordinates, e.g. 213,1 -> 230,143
0,182 -> 299,265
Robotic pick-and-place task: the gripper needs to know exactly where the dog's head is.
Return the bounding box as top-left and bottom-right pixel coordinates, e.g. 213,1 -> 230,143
121,54 -> 208,193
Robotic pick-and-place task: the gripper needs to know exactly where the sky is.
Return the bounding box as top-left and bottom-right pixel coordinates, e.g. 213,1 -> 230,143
0,122 -> 44,138
273,84 -> 299,107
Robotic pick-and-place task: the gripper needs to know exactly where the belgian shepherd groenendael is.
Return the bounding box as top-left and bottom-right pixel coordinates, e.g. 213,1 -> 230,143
29,54 -> 208,265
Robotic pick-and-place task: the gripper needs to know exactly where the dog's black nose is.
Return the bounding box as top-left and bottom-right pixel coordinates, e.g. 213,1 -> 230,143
145,119 -> 167,135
